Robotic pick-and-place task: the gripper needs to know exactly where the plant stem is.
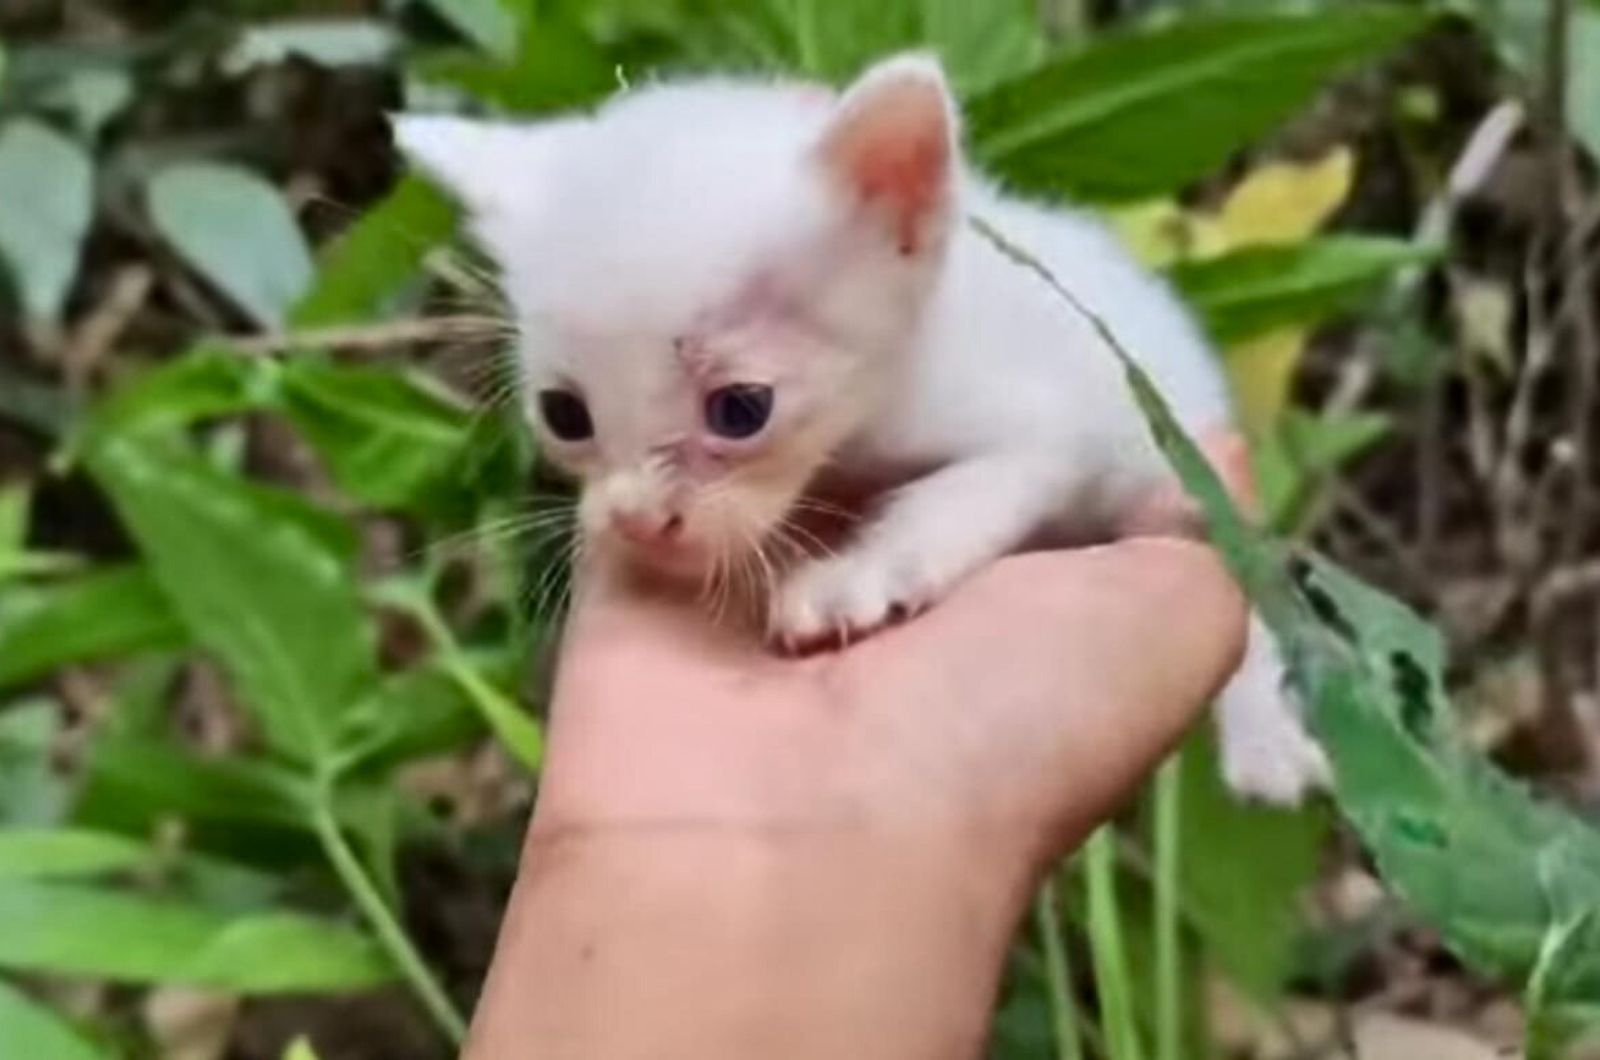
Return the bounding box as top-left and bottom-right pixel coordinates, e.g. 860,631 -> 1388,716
1153,755 -> 1183,1060
312,800 -> 469,1045
1085,826 -> 1143,1060
1035,871 -> 1085,1060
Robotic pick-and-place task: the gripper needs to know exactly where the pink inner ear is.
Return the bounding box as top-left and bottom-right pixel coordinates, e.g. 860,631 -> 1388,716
821,83 -> 951,255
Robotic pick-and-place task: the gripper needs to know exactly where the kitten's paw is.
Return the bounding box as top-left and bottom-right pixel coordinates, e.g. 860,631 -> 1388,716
1218,707 -> 1331,806
768,555 -> 942,653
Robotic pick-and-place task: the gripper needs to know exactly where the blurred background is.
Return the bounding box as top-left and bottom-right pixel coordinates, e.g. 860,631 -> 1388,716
1,0 -> 1598,1057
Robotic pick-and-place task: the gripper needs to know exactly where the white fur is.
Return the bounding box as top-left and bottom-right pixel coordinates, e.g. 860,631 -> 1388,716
394,56 -> 1329,804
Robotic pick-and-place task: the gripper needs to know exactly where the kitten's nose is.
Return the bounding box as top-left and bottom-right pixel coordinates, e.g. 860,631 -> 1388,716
611,509 -> 685,547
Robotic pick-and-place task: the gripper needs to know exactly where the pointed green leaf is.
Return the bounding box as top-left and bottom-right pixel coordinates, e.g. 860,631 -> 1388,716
1168,237 -> 1432,345
0,980 -> 108,1060
0,119 -> 93,321
73,346 -> 278,455
0,828 -> 151,880
969,11 -> 1427,202
976,214 -> 1600,1003
88,439 -> 376,765
147,164 -> 314,329
291,176 -> 458,328
0,566 -> 187,690
0,879 -> 394,992
280,361 -> 472,510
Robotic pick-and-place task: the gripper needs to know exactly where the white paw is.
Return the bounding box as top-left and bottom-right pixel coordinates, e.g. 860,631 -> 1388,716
768,554 -> 944,652
1218,707 -> 1331,806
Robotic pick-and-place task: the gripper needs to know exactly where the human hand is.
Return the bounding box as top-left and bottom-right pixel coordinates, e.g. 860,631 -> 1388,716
468,532 -> 1246,1058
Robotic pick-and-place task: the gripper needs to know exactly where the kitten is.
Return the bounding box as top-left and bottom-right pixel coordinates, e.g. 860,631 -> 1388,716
394,53 -> 1329,803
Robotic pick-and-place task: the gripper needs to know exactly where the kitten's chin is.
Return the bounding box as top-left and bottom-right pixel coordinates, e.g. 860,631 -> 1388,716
601,537 -> 716,584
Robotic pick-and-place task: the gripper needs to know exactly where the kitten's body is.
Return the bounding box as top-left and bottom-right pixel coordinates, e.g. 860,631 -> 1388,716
397,57 -> 1328,802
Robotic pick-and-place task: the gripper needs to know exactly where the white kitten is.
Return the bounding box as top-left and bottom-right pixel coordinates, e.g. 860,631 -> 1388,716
394,54 -> 1329,803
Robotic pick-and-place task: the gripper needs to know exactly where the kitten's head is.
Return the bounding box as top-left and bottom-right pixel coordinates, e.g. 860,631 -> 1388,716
395,54 -> 960,581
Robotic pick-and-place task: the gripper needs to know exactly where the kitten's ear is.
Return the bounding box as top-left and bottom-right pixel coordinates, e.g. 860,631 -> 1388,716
814,53 -> 958,254
390,114 -> 571,218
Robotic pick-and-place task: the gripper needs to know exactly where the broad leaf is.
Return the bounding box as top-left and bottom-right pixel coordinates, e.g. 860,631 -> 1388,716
411,15 -> 615,114
89,439 -> 377,765
0,566 -> 186,689
978,215 -> 1600,1000
0,879 -> 394,992
0,827 -> 150,879
417,0 -> 520,58
224,19 -> 398,74
968,11 -> 1426,202
147,164 -> 314,329
291,176 -> 458,327
0,119 -> 93,321
78,738 -> 309,833
1168,236 -> 1431,345
280,361 -> 472,510
0,980 -> 108,1060
69,344 -> 278,457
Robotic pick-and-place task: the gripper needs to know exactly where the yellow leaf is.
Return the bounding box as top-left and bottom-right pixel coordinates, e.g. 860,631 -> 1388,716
1216,148 -> 1354,249
1224,328 -> 1308,434
1107,200 -> 1228,268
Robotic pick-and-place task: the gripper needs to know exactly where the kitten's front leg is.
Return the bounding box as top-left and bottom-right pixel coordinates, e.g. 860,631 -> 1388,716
770,454 -> 1061,650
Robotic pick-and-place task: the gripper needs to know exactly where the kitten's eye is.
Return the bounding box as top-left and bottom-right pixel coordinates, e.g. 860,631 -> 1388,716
538,389 -> 594,441
704,384 -> 774,440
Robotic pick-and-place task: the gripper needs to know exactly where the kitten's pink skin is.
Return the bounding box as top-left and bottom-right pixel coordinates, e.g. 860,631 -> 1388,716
392,57 -> 1328,804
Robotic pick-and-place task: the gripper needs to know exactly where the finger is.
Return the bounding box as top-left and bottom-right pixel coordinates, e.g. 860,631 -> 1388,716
849,540 -> 1247,851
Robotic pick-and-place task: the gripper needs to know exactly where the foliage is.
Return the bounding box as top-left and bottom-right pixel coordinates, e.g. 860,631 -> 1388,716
5,0 -> 1590,1056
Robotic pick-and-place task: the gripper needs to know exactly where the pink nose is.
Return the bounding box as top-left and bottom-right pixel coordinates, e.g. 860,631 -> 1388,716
611,510 -> 685,546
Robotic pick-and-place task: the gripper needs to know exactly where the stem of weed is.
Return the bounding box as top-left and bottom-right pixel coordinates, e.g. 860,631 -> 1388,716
1086,826 -> 1144,1060
312,798 -> 469,1044
1154,755 -> 1183,1060
1035,870 -> 1085,1060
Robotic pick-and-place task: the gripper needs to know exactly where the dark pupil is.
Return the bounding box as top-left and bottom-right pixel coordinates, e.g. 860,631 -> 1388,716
705,384 -> 774,439
538,389 -> 593,441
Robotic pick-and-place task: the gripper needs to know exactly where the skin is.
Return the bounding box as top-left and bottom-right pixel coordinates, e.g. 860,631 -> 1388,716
463,438 -> 1254,1059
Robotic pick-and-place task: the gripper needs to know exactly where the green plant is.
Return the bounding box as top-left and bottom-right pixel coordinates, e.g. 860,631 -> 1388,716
9,0 -> 1558,1055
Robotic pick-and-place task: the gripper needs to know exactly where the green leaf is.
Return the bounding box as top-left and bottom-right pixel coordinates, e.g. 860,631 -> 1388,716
224,19 -> 399,75
0,879 -> 394,992
1255,409 -> 1391,529
291,176 -> 458,328
0,702 -> 70,827
280,361 -> 472,510
0,566 -> 187,690
1525,909 -> 1600,1058
411,17 -> 615,114
1176,730 -> 1327,997
337,665 -> 484,775
0,980 -> 108,1060
70,345 -> 278,456
147,164 -> 314,329
88,438 -> 377,765
975,214 -> 1600,1003
0,119 -> 93,322
1168,237 -> 1431,345
417,0 -> 520,58
969,11 -> 1427,202
916,0 -> 1044,94
79,738 -> 310,833
0,828 -> 151,879
40,65 -> 133,138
